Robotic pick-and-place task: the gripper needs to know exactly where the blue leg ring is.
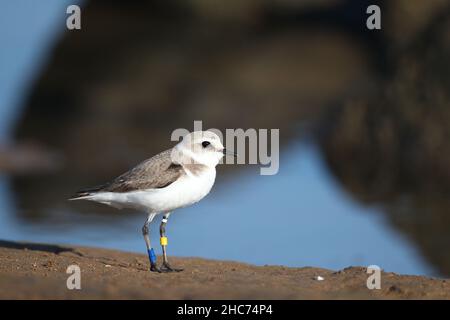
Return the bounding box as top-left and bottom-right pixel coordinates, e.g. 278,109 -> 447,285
148,248 -> 157,264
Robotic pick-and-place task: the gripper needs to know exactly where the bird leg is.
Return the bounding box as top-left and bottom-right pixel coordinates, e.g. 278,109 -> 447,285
159,213 -> 183,272
142,213 -> 160,272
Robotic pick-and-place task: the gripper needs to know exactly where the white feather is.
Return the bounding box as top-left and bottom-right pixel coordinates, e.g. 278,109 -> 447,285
85,167 -> 216,213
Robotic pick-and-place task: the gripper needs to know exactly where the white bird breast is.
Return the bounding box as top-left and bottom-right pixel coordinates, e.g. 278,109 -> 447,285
89,168 -> 217,213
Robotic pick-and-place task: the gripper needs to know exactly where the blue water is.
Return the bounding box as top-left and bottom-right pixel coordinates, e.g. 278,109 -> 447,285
0,0 -> 79,143
0,1 -> 437,276
0,142 -> 434,276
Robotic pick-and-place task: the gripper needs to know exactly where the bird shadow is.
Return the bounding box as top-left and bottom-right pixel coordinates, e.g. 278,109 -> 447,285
0,239 -> 83,256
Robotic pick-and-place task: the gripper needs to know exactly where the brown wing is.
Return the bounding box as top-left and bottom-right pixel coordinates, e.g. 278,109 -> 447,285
74,149 -> 184,197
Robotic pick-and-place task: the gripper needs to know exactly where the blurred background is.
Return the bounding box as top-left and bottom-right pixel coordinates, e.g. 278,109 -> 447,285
1,0 -> 449,277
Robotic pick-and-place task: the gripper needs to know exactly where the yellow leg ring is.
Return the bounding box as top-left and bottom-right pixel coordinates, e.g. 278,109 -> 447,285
160,237 -> 168,246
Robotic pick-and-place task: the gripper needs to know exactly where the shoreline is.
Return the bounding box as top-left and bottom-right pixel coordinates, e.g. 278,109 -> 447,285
0,240 -> 448,299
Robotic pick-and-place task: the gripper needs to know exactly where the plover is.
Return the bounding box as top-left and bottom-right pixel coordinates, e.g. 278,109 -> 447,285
70,131 -> 235,272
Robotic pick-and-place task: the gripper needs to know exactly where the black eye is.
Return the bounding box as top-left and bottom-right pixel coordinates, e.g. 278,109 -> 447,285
202,141 -> 211,148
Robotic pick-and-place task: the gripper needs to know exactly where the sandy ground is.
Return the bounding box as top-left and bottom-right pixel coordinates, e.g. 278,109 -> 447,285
0,240 -> 449,299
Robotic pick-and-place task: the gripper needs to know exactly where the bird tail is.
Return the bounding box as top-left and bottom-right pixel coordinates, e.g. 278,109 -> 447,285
68,185 -> 105,201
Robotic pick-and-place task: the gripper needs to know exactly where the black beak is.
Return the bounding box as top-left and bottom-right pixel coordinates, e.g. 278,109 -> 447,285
223,149 -> 237,157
